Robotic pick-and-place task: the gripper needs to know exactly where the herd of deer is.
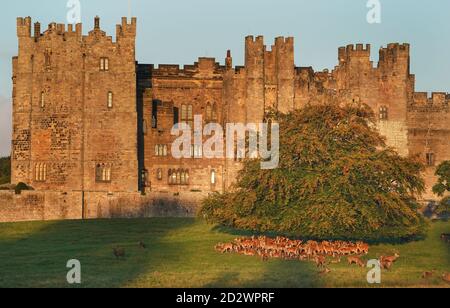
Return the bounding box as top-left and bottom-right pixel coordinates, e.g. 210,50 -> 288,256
215,236 -> 375,273
109,233 -> 450,283
215,234 -> 450,281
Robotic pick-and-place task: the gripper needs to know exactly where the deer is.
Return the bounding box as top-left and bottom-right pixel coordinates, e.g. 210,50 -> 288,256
381,253 -> 400,264
442,273 -> 450,283
422,271 -> 434,279
113,247 -> 126,259
138,241 -> 146,249
347,256 -> 365,267
314,255 -> 327,268
319,267 -> 331,275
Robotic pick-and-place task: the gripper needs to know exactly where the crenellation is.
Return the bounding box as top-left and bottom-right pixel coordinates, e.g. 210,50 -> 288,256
17,16 -> 31,37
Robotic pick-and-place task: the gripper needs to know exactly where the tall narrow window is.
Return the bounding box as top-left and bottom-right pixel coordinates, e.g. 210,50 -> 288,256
181,104 -> 194,128
100,57 -> 109,71
35,163 -> 47,182
154,145 -> 168,157
45,48 -> 52,70
426,153 -> 435,167
143,120 -> 148,135
107,91 -> 113,108
142,169 -> 149,187
211,170 -> 216,185
206,103 -> 212,122
212,103 -> 218,122
168,169 -> 189,185
40,92 -> 45,108
190,144 -> 202,158
157,168 -> 163,181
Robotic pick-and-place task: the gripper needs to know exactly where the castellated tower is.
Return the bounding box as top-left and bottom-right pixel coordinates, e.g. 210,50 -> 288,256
225,36 -> 296,124
330,43 -> 414,156
11,17 -> 139,193
376,43 -> 414,156
245,36 -> 265,123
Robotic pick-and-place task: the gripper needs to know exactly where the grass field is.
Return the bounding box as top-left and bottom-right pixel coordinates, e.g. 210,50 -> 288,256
0,218 -> 448,288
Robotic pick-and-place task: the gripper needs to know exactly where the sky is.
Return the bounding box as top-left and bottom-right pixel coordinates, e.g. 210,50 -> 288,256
0,0 -> 449,156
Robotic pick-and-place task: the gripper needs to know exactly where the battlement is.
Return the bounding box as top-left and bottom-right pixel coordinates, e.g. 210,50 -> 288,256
275,36 -> 294,46
152,58 -> 225,77
246,35 -> 264,44
379,43 -> 410,61
410,92 -> 450,109
17,16 -> 135,43
17,17 -> 31,37
116,17 -> 137,38
338,44 -> 371,63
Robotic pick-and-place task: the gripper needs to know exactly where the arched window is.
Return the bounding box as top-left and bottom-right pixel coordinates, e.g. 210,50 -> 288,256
181,104 -> 194,128
168,169 -> 189,185
96,163 -> 112,183
211,169 -> 216,185
155,145 -> 168,157
35,163 -> 47,182
212,103 -> 218,122
107,91 -> 113,108
206,103 -> 212,122
143,120 -> 148,135
142,169 -> 149,187
379,106 -> 388,120
100,57 -> 109,71
40,92 -> 45,108
180,170 -> 186,185
169,169 -> 177,185
157,168 -> 163,181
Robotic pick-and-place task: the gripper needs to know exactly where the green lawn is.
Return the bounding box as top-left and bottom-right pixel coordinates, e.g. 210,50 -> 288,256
0,218 -> 448,288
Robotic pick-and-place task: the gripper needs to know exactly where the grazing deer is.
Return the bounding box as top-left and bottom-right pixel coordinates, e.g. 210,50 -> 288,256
442,273 -> 450,283
381,253 -> 400,264
314,256 -> 327,268
319,267 -> 331,275
330,257 -> 341,264
113,247 -> 126,259
441,233 -> 450,243
347,256 -> 365,267
422,271 -> 434,279
379,257 -> 394,270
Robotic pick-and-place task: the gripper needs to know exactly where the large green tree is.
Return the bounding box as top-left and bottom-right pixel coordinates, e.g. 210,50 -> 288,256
201,103 -> 427,241
432,161 -> 450,216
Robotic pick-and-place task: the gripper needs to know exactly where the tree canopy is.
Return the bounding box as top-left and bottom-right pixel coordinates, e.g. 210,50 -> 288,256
432,161 -> 450,216
201,103 -> 427,241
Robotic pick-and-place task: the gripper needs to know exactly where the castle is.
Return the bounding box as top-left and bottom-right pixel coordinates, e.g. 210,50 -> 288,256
4,16 -> 449,222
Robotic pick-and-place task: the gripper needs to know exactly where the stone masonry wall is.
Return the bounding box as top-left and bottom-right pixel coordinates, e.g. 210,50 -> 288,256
0,190 -> 205,223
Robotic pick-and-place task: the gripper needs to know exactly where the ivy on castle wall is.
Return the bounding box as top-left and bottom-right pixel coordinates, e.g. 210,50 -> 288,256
0,157 -> 11,185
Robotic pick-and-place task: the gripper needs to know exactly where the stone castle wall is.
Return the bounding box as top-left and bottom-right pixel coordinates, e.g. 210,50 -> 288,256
0,190 -> 204,223
7,16 -> 449,223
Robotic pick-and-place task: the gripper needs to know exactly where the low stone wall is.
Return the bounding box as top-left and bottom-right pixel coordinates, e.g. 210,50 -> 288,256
0,190 -> 208,223
0,190 -> 82,222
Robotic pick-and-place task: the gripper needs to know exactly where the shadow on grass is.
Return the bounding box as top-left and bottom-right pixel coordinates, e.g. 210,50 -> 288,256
0,218 -> 196,288
211,223 -> 429,245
